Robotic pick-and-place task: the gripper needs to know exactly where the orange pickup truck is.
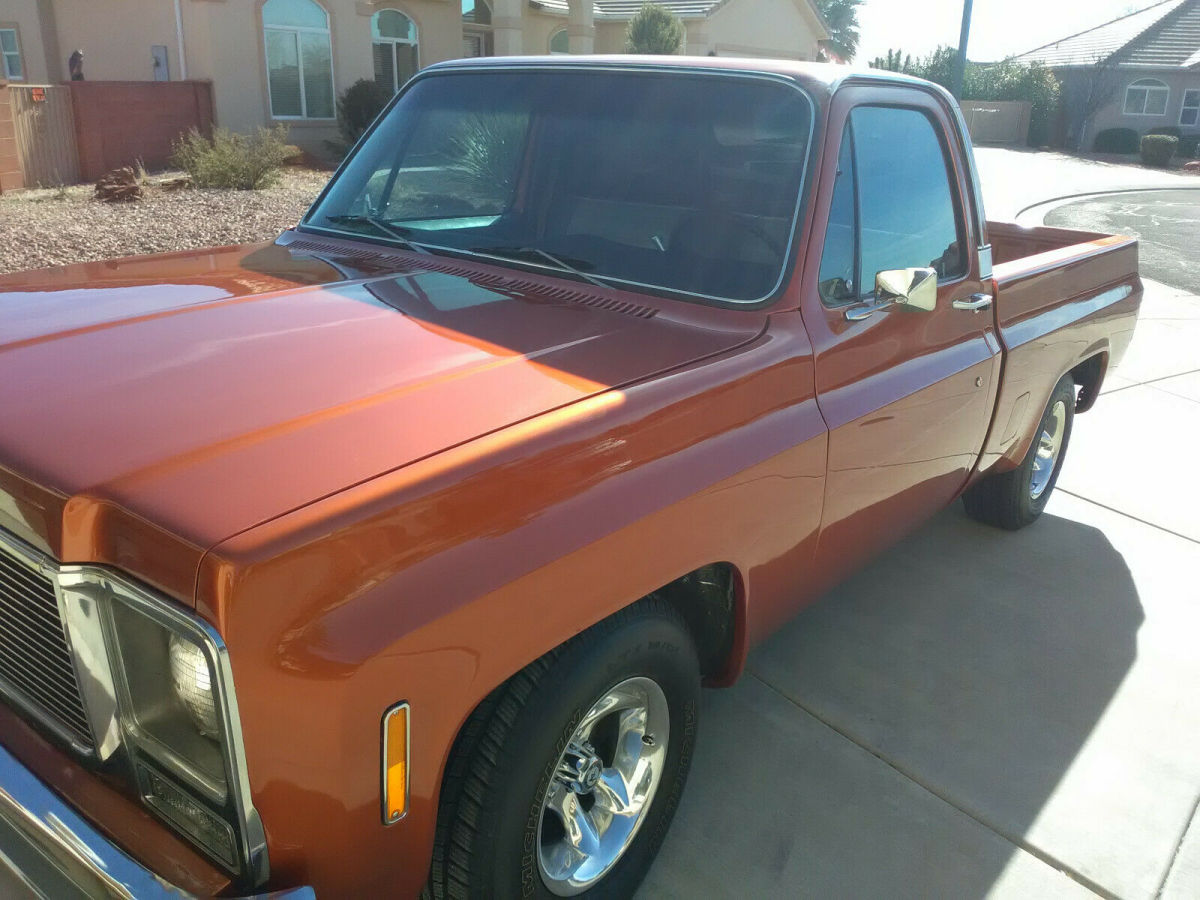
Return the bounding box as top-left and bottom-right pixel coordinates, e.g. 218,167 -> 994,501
0,57 -> 1140,898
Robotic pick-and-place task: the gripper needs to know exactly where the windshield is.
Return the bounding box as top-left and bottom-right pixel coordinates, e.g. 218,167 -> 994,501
304,68 -> 814,304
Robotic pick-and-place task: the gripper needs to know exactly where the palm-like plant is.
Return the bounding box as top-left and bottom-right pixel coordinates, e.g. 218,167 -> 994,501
815,0 -> 862,62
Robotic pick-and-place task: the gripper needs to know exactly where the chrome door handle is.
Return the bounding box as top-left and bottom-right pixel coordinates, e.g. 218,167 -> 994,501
953,293 -> 993,312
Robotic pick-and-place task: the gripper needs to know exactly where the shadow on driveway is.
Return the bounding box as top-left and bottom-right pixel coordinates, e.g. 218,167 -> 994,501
643,504 -> 1141,898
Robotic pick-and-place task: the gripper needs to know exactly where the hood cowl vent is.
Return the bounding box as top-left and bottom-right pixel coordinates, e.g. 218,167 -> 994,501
283,236 -> 658,320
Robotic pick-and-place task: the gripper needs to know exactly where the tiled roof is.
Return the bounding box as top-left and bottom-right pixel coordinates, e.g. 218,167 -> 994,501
530,0 -> 726,18
1012,0 -> 1200,69
1121,0 -> 1200,65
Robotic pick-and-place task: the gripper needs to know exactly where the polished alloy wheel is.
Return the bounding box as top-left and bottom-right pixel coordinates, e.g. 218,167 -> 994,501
536,676 -> 670,896
1030,398 -> 1067,499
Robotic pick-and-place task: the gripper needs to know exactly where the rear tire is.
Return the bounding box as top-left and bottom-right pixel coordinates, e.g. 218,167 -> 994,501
963,374 -> 1075,530
428,599 -> 700,899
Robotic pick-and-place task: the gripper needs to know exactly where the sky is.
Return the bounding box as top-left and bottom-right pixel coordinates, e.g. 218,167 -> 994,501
854,0 -> 1161,64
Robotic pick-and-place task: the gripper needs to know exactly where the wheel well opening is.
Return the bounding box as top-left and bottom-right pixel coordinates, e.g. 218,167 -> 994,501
649,562 -> 738,681
1071,353 -> 1107,413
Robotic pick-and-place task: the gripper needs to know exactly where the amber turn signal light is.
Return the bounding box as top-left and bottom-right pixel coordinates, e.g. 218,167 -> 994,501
382,702 -> 410,824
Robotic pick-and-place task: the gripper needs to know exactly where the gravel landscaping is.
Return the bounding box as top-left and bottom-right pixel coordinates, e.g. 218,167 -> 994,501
0,168 -> 330,276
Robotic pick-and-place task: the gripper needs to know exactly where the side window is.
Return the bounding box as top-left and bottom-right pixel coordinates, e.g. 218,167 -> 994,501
818,128 -> 857,304
851,106 -> 965,285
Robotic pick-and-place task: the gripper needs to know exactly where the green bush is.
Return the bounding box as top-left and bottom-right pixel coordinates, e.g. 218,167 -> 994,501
1093,127 -> 1140,154
1140,133 -> 1178,167
964,59 -> 1060,147
1179,134 -> 1200,158
624,3 -> 685,54
170,126 -> 291,189
336,78 -> 392,148
1147,125 -> 1182,138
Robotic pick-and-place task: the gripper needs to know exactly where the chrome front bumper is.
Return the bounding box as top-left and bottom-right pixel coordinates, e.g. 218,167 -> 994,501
0,743 -> 313,899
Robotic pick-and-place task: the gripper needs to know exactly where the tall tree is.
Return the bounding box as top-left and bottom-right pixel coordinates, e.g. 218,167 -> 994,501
815,0 -> 862,62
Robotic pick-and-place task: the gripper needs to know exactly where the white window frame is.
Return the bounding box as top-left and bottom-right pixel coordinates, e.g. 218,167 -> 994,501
372,9 -> 419,94
1,27 -> 24,81
1123,78 -> 1169,117
263,1 -> 335,120
549,28 -> 568,54
1181,89 -> 1200,128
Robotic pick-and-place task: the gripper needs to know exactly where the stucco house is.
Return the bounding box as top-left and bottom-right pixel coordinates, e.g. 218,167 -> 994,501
1012,0 -> 1200,149
1,0 -> 828,153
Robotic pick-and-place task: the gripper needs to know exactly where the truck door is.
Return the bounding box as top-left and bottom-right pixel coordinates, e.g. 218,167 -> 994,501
801,85 -> 1001,582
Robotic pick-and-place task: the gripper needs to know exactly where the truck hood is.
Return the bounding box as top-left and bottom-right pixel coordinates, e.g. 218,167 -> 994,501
0,236 -> 758,594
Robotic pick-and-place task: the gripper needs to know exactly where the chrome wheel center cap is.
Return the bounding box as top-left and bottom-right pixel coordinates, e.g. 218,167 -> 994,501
557,741 -> 604,795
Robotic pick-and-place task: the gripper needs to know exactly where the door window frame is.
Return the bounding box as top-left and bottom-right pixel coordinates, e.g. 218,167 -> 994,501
816,100 -> 971,308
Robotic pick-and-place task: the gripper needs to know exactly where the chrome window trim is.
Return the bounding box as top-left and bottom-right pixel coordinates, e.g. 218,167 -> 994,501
299,62 -> 818,308
978,244 -> 993,280
58,564 -> 270,887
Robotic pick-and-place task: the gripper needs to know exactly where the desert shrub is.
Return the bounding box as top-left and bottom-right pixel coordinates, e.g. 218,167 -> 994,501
624,3 -> 685,54
337,78 -> 392,148
1093,127 -> 1139,153
170,126 -> 291,189
1140,133 -> 1178,167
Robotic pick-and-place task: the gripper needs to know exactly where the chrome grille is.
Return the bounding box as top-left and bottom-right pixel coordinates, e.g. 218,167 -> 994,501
0,542 -> 93,749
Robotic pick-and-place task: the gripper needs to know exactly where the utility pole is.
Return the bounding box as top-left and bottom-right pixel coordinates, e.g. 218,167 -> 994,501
952,0 -> 974,100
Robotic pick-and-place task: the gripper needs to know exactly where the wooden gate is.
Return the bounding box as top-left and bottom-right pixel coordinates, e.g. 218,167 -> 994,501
10,85 -> 80,187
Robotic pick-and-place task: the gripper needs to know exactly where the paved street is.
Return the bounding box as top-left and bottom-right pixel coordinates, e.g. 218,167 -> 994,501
641,151 -> 1200,900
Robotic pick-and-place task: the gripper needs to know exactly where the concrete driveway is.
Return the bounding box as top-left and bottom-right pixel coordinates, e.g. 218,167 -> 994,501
640,156 -> 1200,900
972,146 -> 1197,221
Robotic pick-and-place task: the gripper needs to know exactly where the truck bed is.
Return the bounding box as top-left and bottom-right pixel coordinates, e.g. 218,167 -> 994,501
976,220 -> 1141,475
989,220 -> 1113,266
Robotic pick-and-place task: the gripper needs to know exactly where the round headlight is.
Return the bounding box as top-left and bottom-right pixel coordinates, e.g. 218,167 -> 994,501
168,634 -> 220,738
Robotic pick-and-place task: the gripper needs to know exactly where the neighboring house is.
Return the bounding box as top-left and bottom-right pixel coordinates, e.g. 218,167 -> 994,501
5,0 -> 828,154
1012,0 -> 1200,149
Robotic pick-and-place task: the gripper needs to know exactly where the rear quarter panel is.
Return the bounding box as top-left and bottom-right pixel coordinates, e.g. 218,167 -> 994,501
977,227 -> 1141,474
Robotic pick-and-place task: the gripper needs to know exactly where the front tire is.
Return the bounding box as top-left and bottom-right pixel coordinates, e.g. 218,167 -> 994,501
429,599 -> 700,899
963,374 -> 1075,530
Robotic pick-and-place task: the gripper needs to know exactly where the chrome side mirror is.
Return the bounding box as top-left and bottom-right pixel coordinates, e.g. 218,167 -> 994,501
844,267 -> 938,321
876,267 -> 937,311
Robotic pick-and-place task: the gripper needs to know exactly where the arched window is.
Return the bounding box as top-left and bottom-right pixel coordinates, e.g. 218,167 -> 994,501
462,0 -> 491,26
1123,78 -> 1168,117
373,9 -> 419,93
462,0 -> 492,58
549,28 -> 569,54
263,0 -> 334,119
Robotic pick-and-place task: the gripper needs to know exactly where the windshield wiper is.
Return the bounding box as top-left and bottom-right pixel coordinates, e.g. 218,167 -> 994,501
321,215 -> 433,255
472,246 -> 613,290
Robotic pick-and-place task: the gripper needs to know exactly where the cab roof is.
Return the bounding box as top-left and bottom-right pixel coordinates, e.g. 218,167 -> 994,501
423,54 -> 947,99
